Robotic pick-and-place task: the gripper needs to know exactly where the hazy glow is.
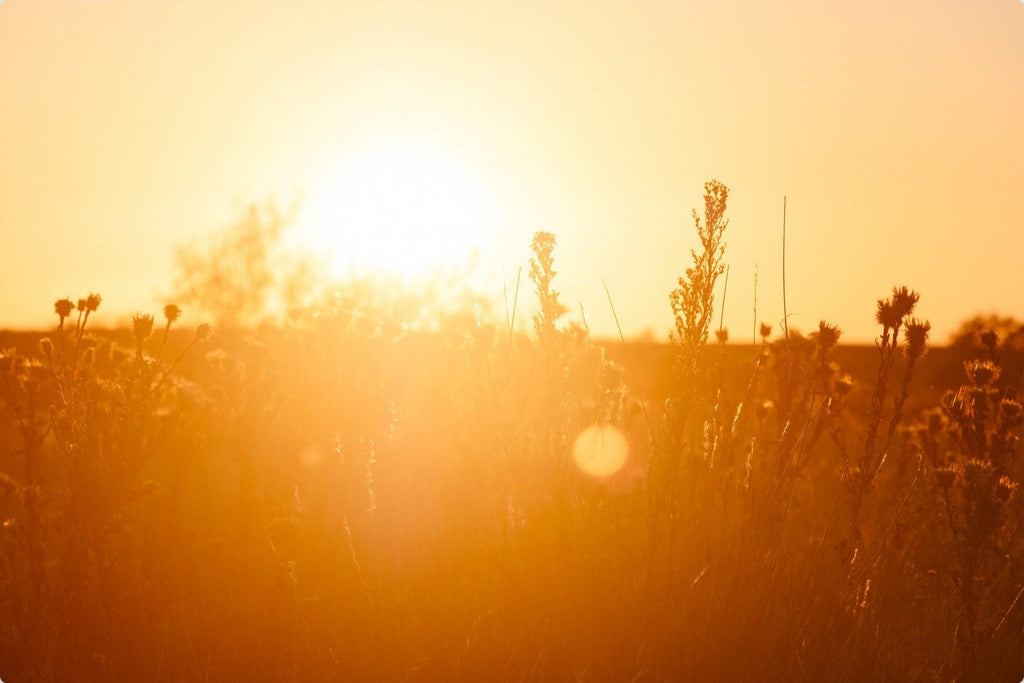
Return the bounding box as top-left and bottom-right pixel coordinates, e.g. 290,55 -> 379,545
300,144 -> 499,279
573,424 -> 629,479
0,2 -> 1021,337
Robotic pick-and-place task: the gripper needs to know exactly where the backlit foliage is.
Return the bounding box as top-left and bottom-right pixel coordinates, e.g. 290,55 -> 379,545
0,182 -> 1020,682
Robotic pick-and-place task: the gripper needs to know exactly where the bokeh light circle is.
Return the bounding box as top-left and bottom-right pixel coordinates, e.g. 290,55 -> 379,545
572,424 -> 629,478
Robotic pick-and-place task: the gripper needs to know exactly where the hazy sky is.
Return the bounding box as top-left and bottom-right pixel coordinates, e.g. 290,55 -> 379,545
1,1 -> 1022,342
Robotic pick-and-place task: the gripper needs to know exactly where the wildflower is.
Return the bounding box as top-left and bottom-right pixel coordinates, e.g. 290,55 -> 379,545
875,299 -> 900,330
815,320 -> 841,352
85,293 -> 101,312
964,360 -> 999,388
163,304 -> 182,324
131,314 -> 154,343
54,298 -> 74,319
194,323 -> 212,342
963,458 -> 995,487
941,390 -> 967,421
890,286 -> 919,320
77,298 -> 88,312
904,318 -> 931,361
759,322 -> 772,340
1000,398 -> 1022,427
715,328 -> 729,344
934,465 -> 957,489
530,231 -> 568,360
38,337 -> 53,358
995,476 -> 1020,503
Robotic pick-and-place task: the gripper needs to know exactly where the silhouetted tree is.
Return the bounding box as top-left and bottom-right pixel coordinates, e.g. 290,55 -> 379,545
172,200 -> 318,327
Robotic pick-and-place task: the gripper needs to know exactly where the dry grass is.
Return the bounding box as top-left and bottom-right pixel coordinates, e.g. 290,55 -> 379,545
0,182 -> 1021,682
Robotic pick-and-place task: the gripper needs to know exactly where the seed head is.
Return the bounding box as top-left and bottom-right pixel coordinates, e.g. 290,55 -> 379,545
963,457 -> 995,487
941,390 -> 967,422
131,314 -> 154,342
874,287 -> 919,331
995,476 -> 1020,503
54,298 -> 74,319
964,359 -> 999,388
759,322 -> 772,340
875,300 -> 900,330
1000,398 -> 1022,427
890,286 -> 919,320
715,328 -> 729,344
77,298 -> 88,312
85,293 -> 101,312
815,321 -> 841,352
194,323 -> 212,342
904,318 -> 931,361
934,466 -> 958,489
163,304 -> 182,324
38,337 -> 53,358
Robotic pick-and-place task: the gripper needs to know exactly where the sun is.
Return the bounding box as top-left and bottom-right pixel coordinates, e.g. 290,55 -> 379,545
300,143 -> 500,280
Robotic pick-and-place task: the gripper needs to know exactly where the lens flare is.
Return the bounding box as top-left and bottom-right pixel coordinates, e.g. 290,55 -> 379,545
572,424 -> 629,478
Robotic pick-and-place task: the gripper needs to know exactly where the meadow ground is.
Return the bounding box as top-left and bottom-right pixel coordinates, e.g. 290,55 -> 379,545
0,185 -> 1020,682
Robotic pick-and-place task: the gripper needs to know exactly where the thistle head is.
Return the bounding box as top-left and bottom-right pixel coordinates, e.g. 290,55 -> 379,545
875,299 -> 900,330
38,337 -> 53,358
815,321 -> 841,352
54,298 -> 74,320
875,286 -> 919,331
890,286 -> 919,320
995,476 -> 1020,504
963,457 -> 996,489
999,398 -> 1022,427
904,318 -> 931,361
85,293 -> 102,312
163,304 -> 182,325
941,390 -> 968,422
964,359 -> 1000,388
934,465 -> 958,490
131,314 -> 155,343
759,322 -> 772,340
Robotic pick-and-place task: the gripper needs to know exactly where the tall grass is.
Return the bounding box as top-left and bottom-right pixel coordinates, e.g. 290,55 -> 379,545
0,183 -> 1020,681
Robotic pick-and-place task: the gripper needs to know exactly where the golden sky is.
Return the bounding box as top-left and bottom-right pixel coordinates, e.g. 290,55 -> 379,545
1,1 -> 1021,342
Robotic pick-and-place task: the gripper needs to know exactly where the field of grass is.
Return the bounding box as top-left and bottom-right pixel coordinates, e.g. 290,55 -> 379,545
1,182 -> 1021,682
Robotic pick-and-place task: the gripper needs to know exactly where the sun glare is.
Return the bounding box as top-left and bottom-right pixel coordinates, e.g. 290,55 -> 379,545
573,424 -> 630,479
301,144 -> 500,280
